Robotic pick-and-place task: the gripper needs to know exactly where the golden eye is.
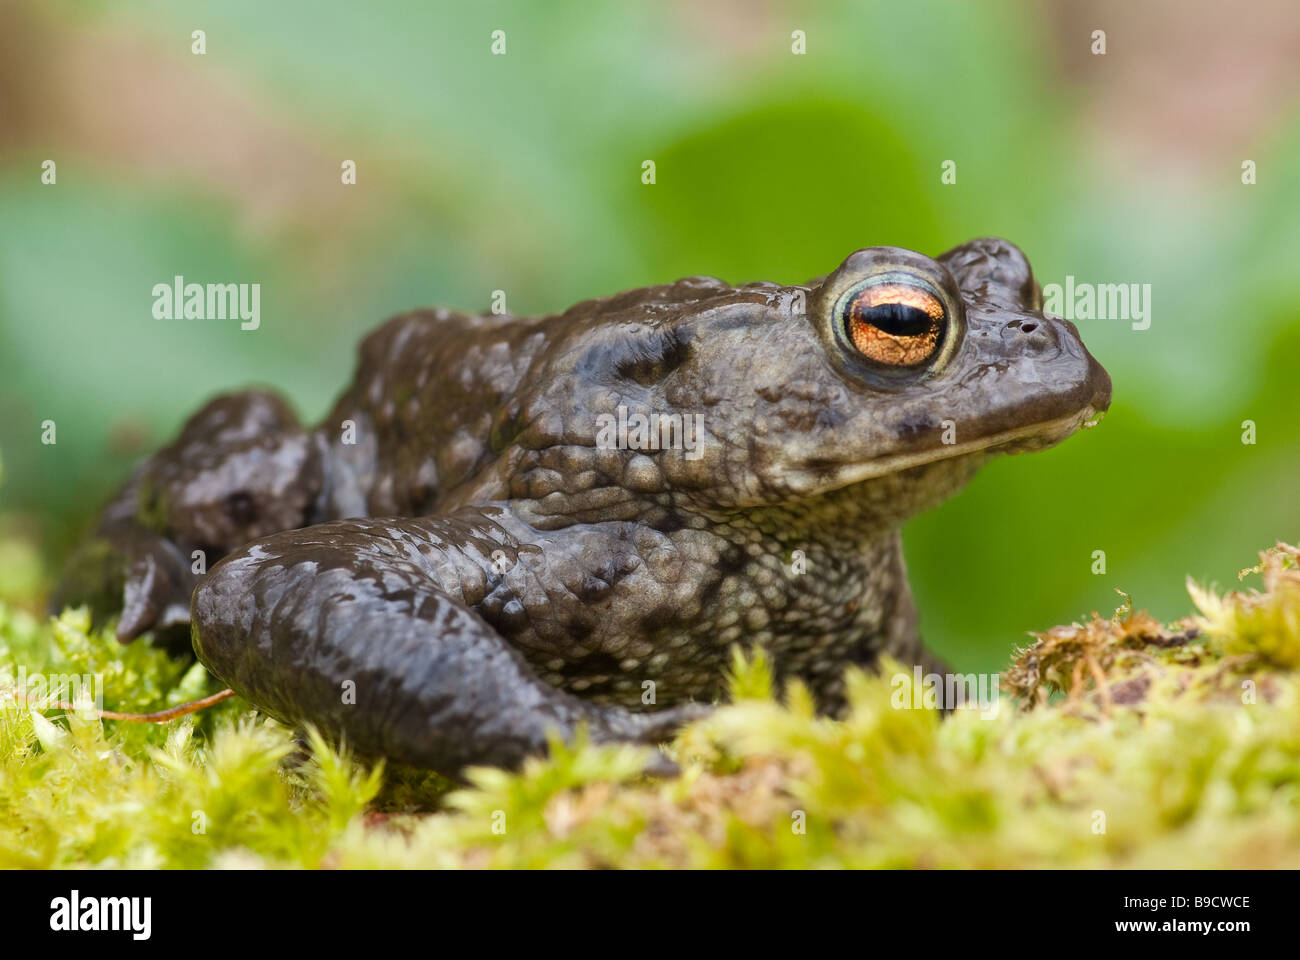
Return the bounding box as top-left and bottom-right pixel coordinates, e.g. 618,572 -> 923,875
840,281 -> 946,367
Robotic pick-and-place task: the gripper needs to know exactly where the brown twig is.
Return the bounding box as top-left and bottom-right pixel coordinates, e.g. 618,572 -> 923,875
1067,658 -> 1085,708
1084,652 -> 1113,715
2,687 -> 235,722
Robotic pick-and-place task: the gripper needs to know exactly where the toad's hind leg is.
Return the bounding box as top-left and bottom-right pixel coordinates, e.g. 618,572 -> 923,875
52,389 -> 319,645
191,518 -> 706,774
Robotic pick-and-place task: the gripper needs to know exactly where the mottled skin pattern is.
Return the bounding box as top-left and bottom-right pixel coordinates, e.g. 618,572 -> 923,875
54,238 -> 1111,774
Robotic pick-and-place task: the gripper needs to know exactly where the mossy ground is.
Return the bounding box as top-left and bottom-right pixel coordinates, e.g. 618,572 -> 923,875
2,543 -> 1299,869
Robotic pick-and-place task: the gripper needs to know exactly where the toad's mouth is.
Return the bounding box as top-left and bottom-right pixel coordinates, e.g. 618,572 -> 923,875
784,401 -> 1106,498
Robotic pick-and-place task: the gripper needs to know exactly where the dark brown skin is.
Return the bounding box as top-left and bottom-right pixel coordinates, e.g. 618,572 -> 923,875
54,238 -> 1111,774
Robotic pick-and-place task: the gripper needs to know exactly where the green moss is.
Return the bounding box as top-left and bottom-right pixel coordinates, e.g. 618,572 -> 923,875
134,476 -> 171,535
1192,542 -> 1300,669
3,545 -> 1300,868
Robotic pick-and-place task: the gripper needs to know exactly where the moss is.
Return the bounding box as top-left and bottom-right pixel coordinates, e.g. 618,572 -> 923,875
3,544 -> 1300,868
1191,542 -> 1300,669
134,476 -> 171,535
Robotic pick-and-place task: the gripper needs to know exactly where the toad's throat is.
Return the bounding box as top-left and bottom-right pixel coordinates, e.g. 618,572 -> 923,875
787,402 -> 1104,497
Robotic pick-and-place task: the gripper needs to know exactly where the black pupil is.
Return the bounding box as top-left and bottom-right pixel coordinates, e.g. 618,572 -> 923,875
857,302 -> 936,338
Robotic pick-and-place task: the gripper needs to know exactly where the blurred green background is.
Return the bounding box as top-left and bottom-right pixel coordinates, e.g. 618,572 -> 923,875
1,0 -> 1297,672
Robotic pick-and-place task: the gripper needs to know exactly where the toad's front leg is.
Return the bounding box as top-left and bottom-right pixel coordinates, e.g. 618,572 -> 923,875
191,512 -> 706,774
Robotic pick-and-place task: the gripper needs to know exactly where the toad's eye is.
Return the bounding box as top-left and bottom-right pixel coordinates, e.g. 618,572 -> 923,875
839,280 -> 946,367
